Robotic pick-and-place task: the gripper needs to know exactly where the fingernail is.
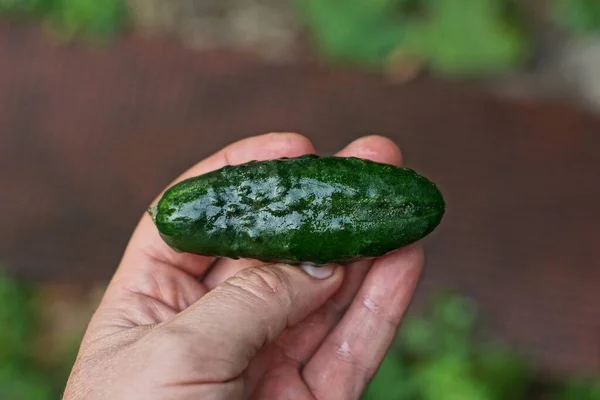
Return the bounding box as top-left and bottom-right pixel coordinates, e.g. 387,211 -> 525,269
300,263 -> 336,279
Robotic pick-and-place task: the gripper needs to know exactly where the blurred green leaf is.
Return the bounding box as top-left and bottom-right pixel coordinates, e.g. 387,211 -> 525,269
0,0 -> 127,39
297,0 -> 409,66
362,353 -> 415,400
0,271 -> 84,399
49,0 -> 128,39
552,0 -> 600,34
0,0 -> 53,14
0,273 -> 37,362
400,0 -> 527,75
298,0 -> 528,75
560,378 -> 600,400
431,292 -> 478,333
400,292 -> 478,359
0,364 -> 54,400
414,353 -> 494,400
476,345 -> 532,399
400,316 -> 437,358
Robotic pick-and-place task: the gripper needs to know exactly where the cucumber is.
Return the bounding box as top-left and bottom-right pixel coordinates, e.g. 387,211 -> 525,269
151,155 -> 445,264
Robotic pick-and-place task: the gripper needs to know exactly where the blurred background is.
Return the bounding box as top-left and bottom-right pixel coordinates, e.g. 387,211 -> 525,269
1,0 -> 600,399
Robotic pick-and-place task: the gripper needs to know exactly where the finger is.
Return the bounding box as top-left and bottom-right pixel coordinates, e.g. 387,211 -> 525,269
114,133 -> 315,282
203,258 -> 265,290
147,264 -> 344,386
303,244 -> 424,400
336,135 -> 403,165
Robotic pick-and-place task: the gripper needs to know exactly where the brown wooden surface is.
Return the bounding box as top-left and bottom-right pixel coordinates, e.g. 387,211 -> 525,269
1,22 -> 599,374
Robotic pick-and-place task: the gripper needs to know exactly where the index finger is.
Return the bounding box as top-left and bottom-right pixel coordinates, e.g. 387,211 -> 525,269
115,133 -> 315,282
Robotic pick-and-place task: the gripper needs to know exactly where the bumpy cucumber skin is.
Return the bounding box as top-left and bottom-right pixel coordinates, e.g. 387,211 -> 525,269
153,155 -> 445,264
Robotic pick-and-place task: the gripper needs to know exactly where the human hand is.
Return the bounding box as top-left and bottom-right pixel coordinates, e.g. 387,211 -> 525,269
63,133 -> 424,400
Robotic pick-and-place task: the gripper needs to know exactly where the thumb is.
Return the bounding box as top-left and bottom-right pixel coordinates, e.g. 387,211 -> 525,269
157,263 -> 343,381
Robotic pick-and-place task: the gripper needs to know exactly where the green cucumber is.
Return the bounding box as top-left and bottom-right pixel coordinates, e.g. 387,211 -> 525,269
151,155 -> 445,264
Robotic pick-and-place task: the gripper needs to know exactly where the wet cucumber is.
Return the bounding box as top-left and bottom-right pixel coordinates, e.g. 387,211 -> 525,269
150,155 -> 445,264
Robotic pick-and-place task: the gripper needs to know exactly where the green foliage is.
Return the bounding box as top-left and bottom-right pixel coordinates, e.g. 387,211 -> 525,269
1,270 -> 598,400
363,292 -> 600,400
414,353 -> 495,400
297,0 -> 529,76
0,274 -> 37,362
560,378 -> 600,400
476,345 -> 533,399
48,0 -> 128,39
0,365 -> 55,400
552,0 -> 600,34
399,293 -> 478,360
0,0 -> 127,39
401,0 -> 527,75
297,0 -> 408,67
0,271 -> 81,400
0,0 -> 51,14
363,354 -> 417,400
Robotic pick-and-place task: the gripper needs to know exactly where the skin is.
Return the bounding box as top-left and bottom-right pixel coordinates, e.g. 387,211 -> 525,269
63,133 -> 424,400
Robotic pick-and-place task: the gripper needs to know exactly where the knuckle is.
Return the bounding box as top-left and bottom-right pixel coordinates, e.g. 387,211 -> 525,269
359,295 -> 400,327
230,266 -> 293,308
237,267 -> 285,295
328,338 -> 378,381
